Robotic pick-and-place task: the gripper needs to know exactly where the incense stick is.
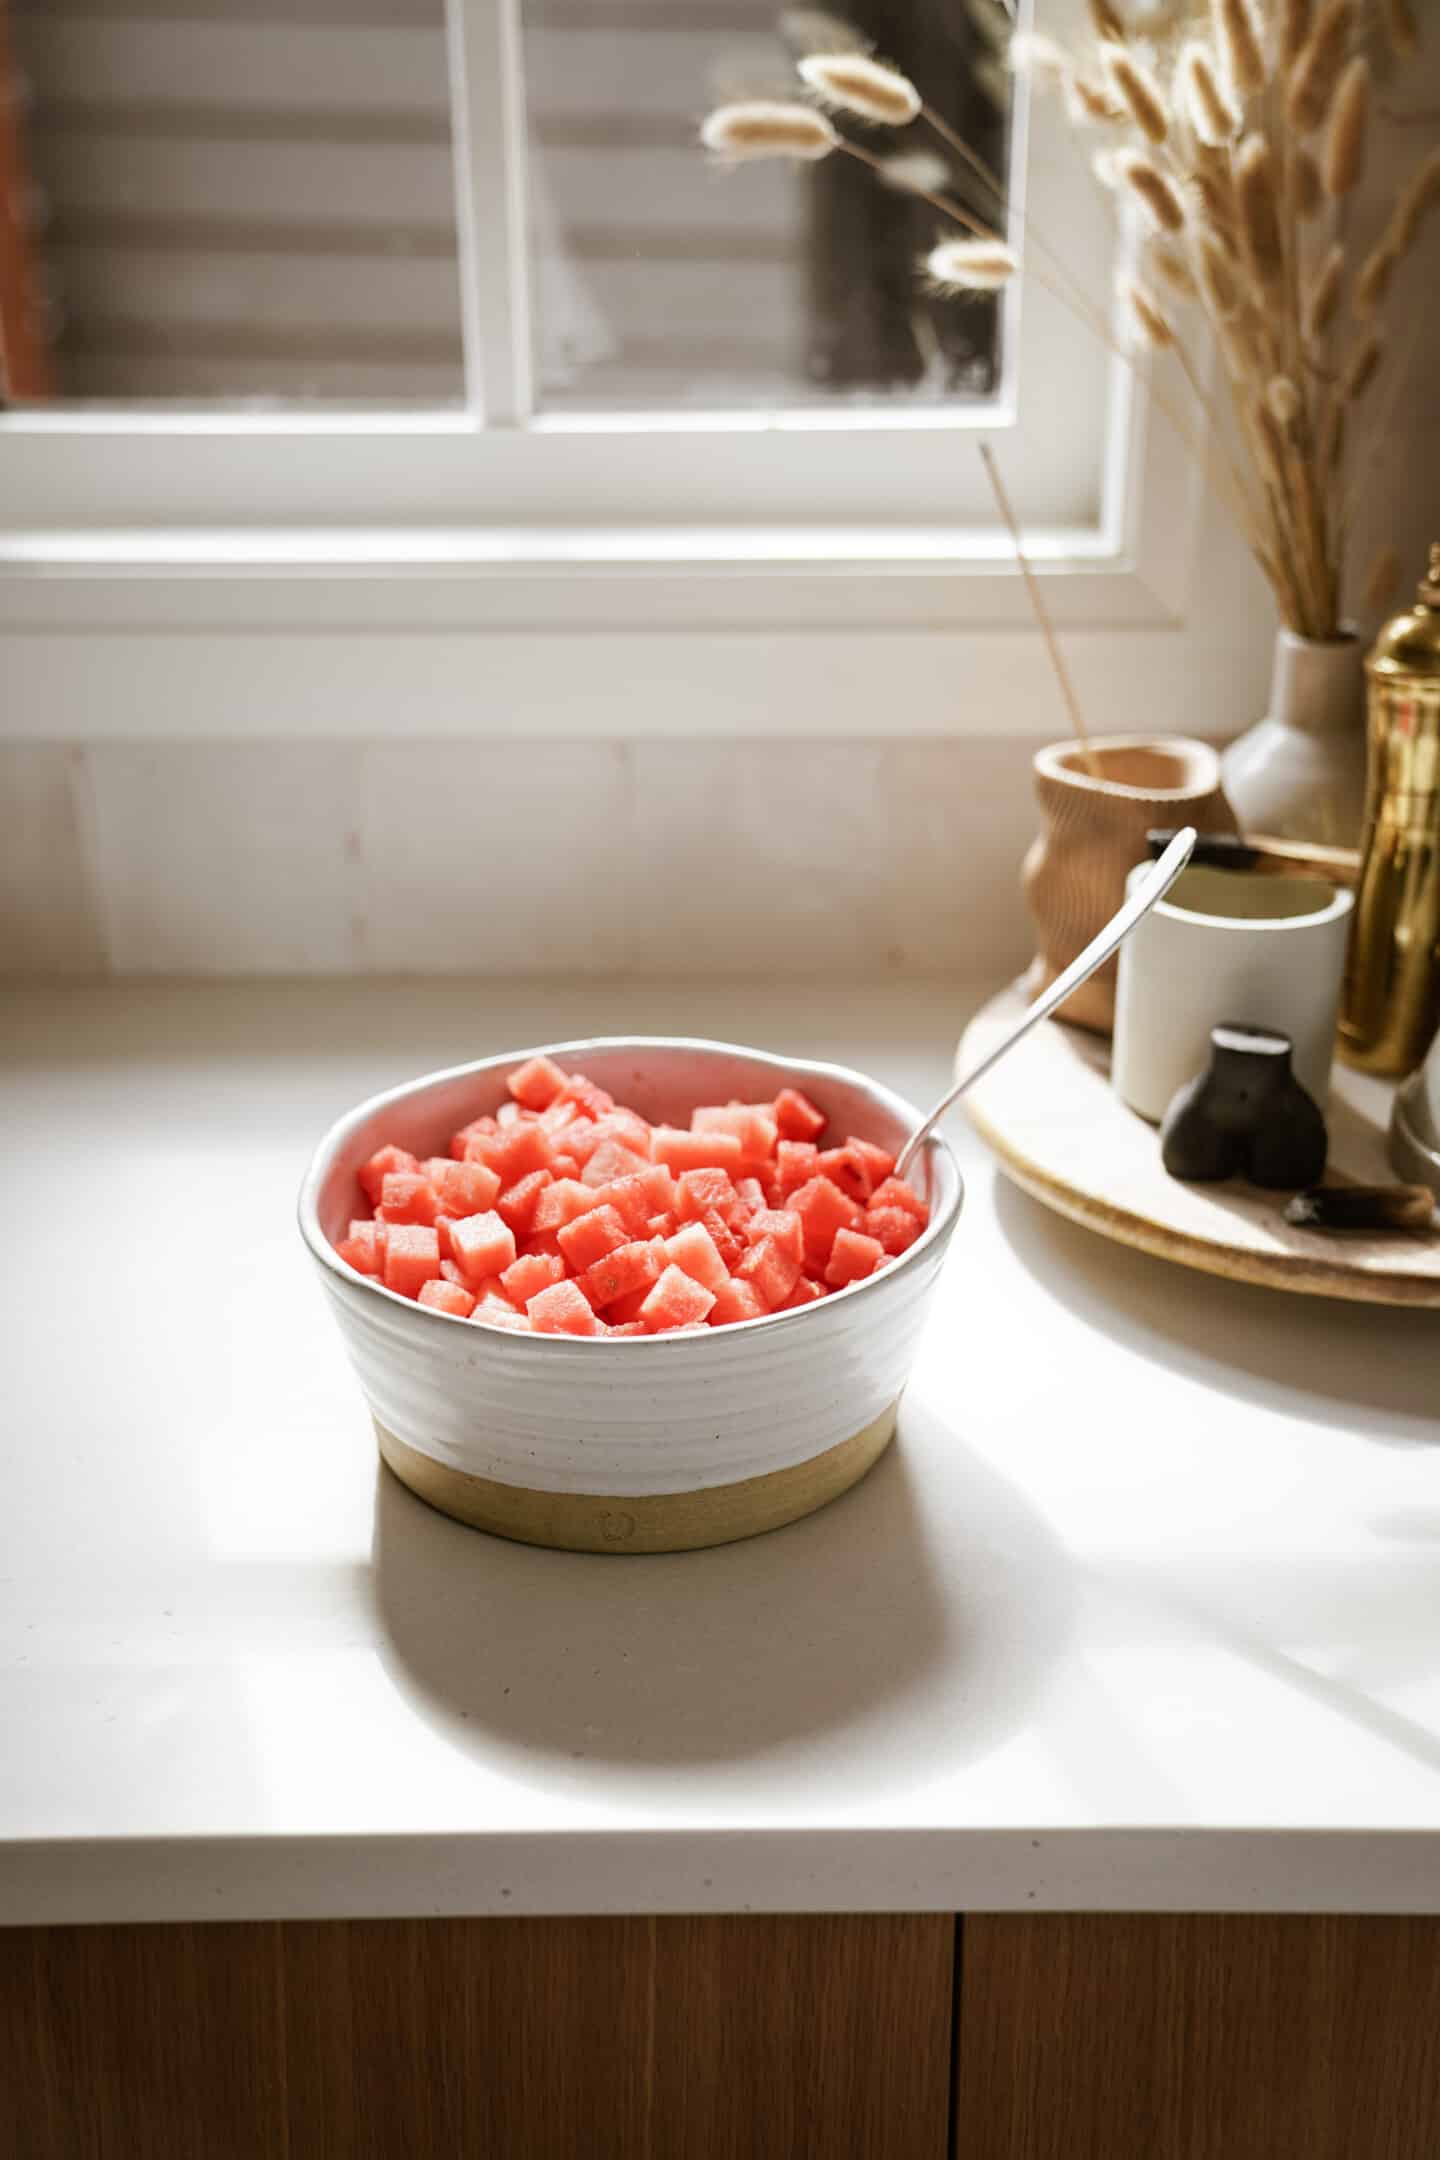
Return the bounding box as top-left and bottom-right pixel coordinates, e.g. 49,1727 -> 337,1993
980,442 -> 1101,779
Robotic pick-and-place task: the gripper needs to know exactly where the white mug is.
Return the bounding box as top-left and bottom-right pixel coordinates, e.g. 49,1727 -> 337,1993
1112,863 -> 1355,1123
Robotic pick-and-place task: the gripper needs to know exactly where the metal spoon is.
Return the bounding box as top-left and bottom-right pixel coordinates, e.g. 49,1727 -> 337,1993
894,826 -> 1197,1180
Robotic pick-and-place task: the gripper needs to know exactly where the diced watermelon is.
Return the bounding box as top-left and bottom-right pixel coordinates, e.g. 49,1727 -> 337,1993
418,1277 -> 476,1318
557,1204 -> 629,1273
378,1171 -> 440,1226
646,1211 -> 679,1242
773,1087 -> 826,1142
500,1250 -> 566,1306
496,1168 -> 552,1236
359,1145 -> 420,1206
539,1098 -> 586,1136
581,1138 -> 651,1188
773,1140 -> 819,1198
448,1115 -> 497,1161
675,1167 -> 742,1225
599,1173 -> 655,1236
708,1276 -> 766,1326
734,1175 -> 767,1213
521,1230 -> 565,1260
639,1264 -> 717,1332
869,1175 -> 927,1222
652,1126 -> 744,1175
471,1120 -> 558,1185
851,1139 -> 896,1186
815,1145 -> 882,1204
449,1210 -> 517,1284
865,1204 -> 922,1257
606,1285 -> 653,1324
435,1212 -> 455,1260
569,1108 -> 652,1164
691,1104 -> 778,1165
439,1258 -> 469,1286
790,1176 -> 864,1270
507,1054 -> 568,1111
779,1275 -> 826,1311
700,1208 -> 744,1269
743,1207 -> 804,1264
557,1073 -> 615,1118
430,1157 -> 502,1216
824,1227 -> 885,1287
605,1321 -> 648,1337
338,1220 -> 383,1274
471,1291 -> 531,1331
527,1280 -> 602,1336
736,1234 -> 803,1311
664,1221 -> 730,1296
580,1238 -> 665,1309
552,1154 -> 581,1180
531,1178 -> 607,1232
382,1223 -> 442,1298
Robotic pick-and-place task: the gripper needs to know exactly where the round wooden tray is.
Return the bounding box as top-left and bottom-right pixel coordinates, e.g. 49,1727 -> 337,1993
959,984 -> 1440,1308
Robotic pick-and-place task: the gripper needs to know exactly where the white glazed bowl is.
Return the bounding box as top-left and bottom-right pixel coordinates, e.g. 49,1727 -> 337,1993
299,1038 -> 963,1554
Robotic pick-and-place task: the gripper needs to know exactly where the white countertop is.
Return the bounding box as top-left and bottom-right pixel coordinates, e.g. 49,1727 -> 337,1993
3,978 -> 1438,1926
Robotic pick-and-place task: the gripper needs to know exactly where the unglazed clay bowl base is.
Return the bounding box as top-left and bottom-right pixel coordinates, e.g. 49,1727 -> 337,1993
299,1039 -> 962,1555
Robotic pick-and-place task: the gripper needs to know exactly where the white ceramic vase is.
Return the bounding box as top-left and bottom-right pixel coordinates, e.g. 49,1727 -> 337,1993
1220,626 -> 1367,848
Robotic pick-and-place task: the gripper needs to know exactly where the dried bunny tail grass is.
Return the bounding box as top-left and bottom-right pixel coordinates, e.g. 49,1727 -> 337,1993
1117,150 -> 1187,233
1213,0 -> 1268,100
1124,278 -> 1175,346
1354,241 -> 1396,320
1235,133 -> 1285,298
1288,0 -> 1356,134
1087,0 -> 1126,40
1294,145 -> 1324,217
1323,57 -> 1368,198
1197,228 -> 1244,316
1267,374 -> 1302,427
796,52 -> 921,125
1391,148 -> 1440,255
1104,46 -> 1170,143
1151,243 -> 1198,298
1305,241 -> 1344,338
1191,164 -> 1237,242
1066,70 -> 1124,123
1318,399 -> 1345,479
1280,0 -> 1312,66
924,238 -> 1019,292
1008,32 -> 1071,86
700,101 -> 839,161
1342,331 -> 1383,403
1253,398 -> 1291,492
1362,541 -> 1402,614
1177,42 -> 1240,146
875,148 -> 951,194
1380,0 -> 1419,60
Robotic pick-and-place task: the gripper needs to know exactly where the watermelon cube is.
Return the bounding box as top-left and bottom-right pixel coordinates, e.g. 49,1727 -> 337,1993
663,1221 -> 730,1296
434,1212 -> 456,1260
865,1204 -> 922,1257
708,1277 -> 766,1327
500,1250 -> 565,1306
701,1208 -> 744,1269
378,1171 -> 440,1226
773,1087 -> 826,1143
521,1230 -> 565,1260
557,1073 -> 615,1118
449,1210 -> 517,1284
606,1286 -> 653,1325
486,1121 -> 559,1185
581,1138 -> 651,1189
382,1224 -> 442,1299
418,1277 -> 476,1319
598,1173 -> 654,1236
580,1238 -> 665,1310
439,1258 -> 469,1286
430,1158 -> 502,1216
736,1234 -> 803,1311
692,1104 -> 778,1165
652,1126 -> 743,1175
639,1264 -> 716,1332
472,1291 -> 531,1332
338,1220 -> 382,1275
527,1280 -> 602,1336
850,1139 -> 896,1187
557,1203 -> 629,1273
790,1176 -> 864,1270
779,1276 -> 826,1311
496,1168 -> 552,1236
870,1175 -> 928,1222
358,1145 -> 420,1206
734,1176 -> 767,1214
824,1227 -> 885,1287
569,1108 -> 651,1164
531,1178 -> 606,1233
675,1167 -> 742,1225
507,1054 -> 568,1111
743,1207 -> 804,1265
816,1145 -> 882,1204
605,1321 -> 648,1337
551,1154 -> 582,1181
448,1115 -> 498,1161
773,1140 -> 819,1198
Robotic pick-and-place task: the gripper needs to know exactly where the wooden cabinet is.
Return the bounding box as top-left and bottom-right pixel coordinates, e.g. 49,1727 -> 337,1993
3,1913 -> 1438,2157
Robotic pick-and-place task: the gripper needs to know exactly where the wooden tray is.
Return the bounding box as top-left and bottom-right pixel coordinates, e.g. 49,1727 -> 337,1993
959,984 -> 1440,1309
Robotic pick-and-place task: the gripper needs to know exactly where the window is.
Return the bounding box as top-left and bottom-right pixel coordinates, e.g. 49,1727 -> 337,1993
0,0 -> 1232,713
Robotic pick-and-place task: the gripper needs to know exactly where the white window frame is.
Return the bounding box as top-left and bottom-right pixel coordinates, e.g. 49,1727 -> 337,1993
0,0 -> 1264,739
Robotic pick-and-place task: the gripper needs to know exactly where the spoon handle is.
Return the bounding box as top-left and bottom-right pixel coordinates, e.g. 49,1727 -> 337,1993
894,827 -> 1197,1181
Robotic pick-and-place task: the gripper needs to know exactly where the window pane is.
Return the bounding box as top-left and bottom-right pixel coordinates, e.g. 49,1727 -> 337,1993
522,0 -> 1012,414
4,0 -> 464,406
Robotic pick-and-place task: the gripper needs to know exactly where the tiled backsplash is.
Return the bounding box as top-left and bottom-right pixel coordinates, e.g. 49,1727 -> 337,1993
2,736 -> 1041,980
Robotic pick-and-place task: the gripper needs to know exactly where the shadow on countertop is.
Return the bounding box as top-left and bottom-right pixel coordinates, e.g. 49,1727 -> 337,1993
992,1174 -> 1440,1446
371,1401 -> 1075,1804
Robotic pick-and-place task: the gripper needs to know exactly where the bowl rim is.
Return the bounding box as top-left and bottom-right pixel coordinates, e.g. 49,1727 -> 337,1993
297,1034 -> 963,1349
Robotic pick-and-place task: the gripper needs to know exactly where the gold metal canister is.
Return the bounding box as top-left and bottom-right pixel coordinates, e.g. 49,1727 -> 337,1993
1338,545 -> 1440,1075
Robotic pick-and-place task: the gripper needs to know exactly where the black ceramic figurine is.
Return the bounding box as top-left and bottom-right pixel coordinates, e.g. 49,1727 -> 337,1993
1160,1024 -> 1329,1187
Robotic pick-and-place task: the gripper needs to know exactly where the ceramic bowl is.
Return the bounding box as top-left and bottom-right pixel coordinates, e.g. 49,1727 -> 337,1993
299,1038 -> 963,1555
